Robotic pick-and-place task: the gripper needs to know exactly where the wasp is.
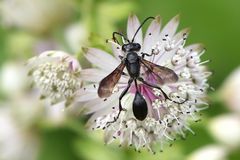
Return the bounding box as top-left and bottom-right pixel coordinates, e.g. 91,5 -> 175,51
98,17 -> 187,123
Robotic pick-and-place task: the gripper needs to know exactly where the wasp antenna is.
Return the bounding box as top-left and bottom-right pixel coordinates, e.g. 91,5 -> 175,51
131,16 -> 155,42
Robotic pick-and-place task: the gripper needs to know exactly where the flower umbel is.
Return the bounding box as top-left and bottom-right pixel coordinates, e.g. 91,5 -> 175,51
79,15 -> 211,152
27,51 -> 81,105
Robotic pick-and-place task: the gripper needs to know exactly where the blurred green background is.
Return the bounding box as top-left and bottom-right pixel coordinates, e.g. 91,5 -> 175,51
0,0 -> 240,160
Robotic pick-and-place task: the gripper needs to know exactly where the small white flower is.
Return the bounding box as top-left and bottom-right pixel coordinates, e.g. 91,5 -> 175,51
0,62 -> 27,97
209,114 -> 240,148
0,106 -> 39,160
79,15 -> 210,152
187,145 -> 228,160
0,0 -> 74,33
44,101 -> 68,124
220,67 -> 240,113
26,50 -> 82,105
65,22 -> 89,53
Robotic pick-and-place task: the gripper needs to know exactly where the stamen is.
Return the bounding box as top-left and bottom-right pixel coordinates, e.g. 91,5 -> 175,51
197,60 -> 210,66
107,39 -> 120,46
183,124 -> 195,135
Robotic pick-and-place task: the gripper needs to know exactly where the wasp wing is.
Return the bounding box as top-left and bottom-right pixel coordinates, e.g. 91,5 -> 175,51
140,58 -> 178,84
98,62 -> 125,98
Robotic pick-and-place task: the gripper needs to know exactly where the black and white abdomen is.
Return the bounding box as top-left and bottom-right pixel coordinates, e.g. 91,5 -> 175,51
126,52 -> 140,78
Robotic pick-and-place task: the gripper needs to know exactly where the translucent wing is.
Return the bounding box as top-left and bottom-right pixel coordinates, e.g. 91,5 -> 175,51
98,62 -> 125,98
140,58 -> 178,84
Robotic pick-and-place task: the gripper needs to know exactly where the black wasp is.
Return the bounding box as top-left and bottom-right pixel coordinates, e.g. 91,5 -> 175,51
98,16 -> 187,123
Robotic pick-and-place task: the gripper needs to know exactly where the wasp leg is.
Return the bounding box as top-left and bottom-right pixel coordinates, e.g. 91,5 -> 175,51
137,77 -> 188,104
121,72 -> 128,76
106,78 -> 133,126
141,52 -> 153,59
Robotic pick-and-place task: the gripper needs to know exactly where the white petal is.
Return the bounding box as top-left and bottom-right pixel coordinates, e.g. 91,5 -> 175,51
173,27 -> 191,43
160,15 -> 180,39
187,145 -> 228,160
80,68 -> 106,82
76,84 -> 99,102
26,56 -> 58,68
81,68 -> 128,84
0,62 -> 27,96
85,107 -> 111,128
127,14 -> 143,45
76,91 -> 98,102
83,92 -> 120,114
67,57 -> 81,71
84,48 -> 119,72
154,47 -> 178,65
45,102 -> 66,124
154,28 -> 191,65
185,43 -> 205,54
111,43 -> 123,59
44,50 -> 67,57
83,99 -> 106,114
26,50 -> 81,70
209,114 -> 240,148
104,128 -> 116,144
142,16 -> 161,54
220,67 -> 240,113
118,75 -> 129,84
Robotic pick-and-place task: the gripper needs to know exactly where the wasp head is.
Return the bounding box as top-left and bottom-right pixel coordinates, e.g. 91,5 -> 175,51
122,43 -> 141,52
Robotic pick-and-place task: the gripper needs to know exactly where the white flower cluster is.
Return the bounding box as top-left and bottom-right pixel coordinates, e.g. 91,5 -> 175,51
26,14 -> 211,153
33,62 -> 81,102
27,51 -> 81,105
0,0 -> 74,33
79,15 -> 211,152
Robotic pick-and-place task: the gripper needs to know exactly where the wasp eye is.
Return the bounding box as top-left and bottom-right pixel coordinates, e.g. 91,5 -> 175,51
122,44 -> 127,52
135,43 -> 141,51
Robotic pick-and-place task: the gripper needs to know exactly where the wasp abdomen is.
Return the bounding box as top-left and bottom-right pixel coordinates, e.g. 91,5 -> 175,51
133,91 -> 148,121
